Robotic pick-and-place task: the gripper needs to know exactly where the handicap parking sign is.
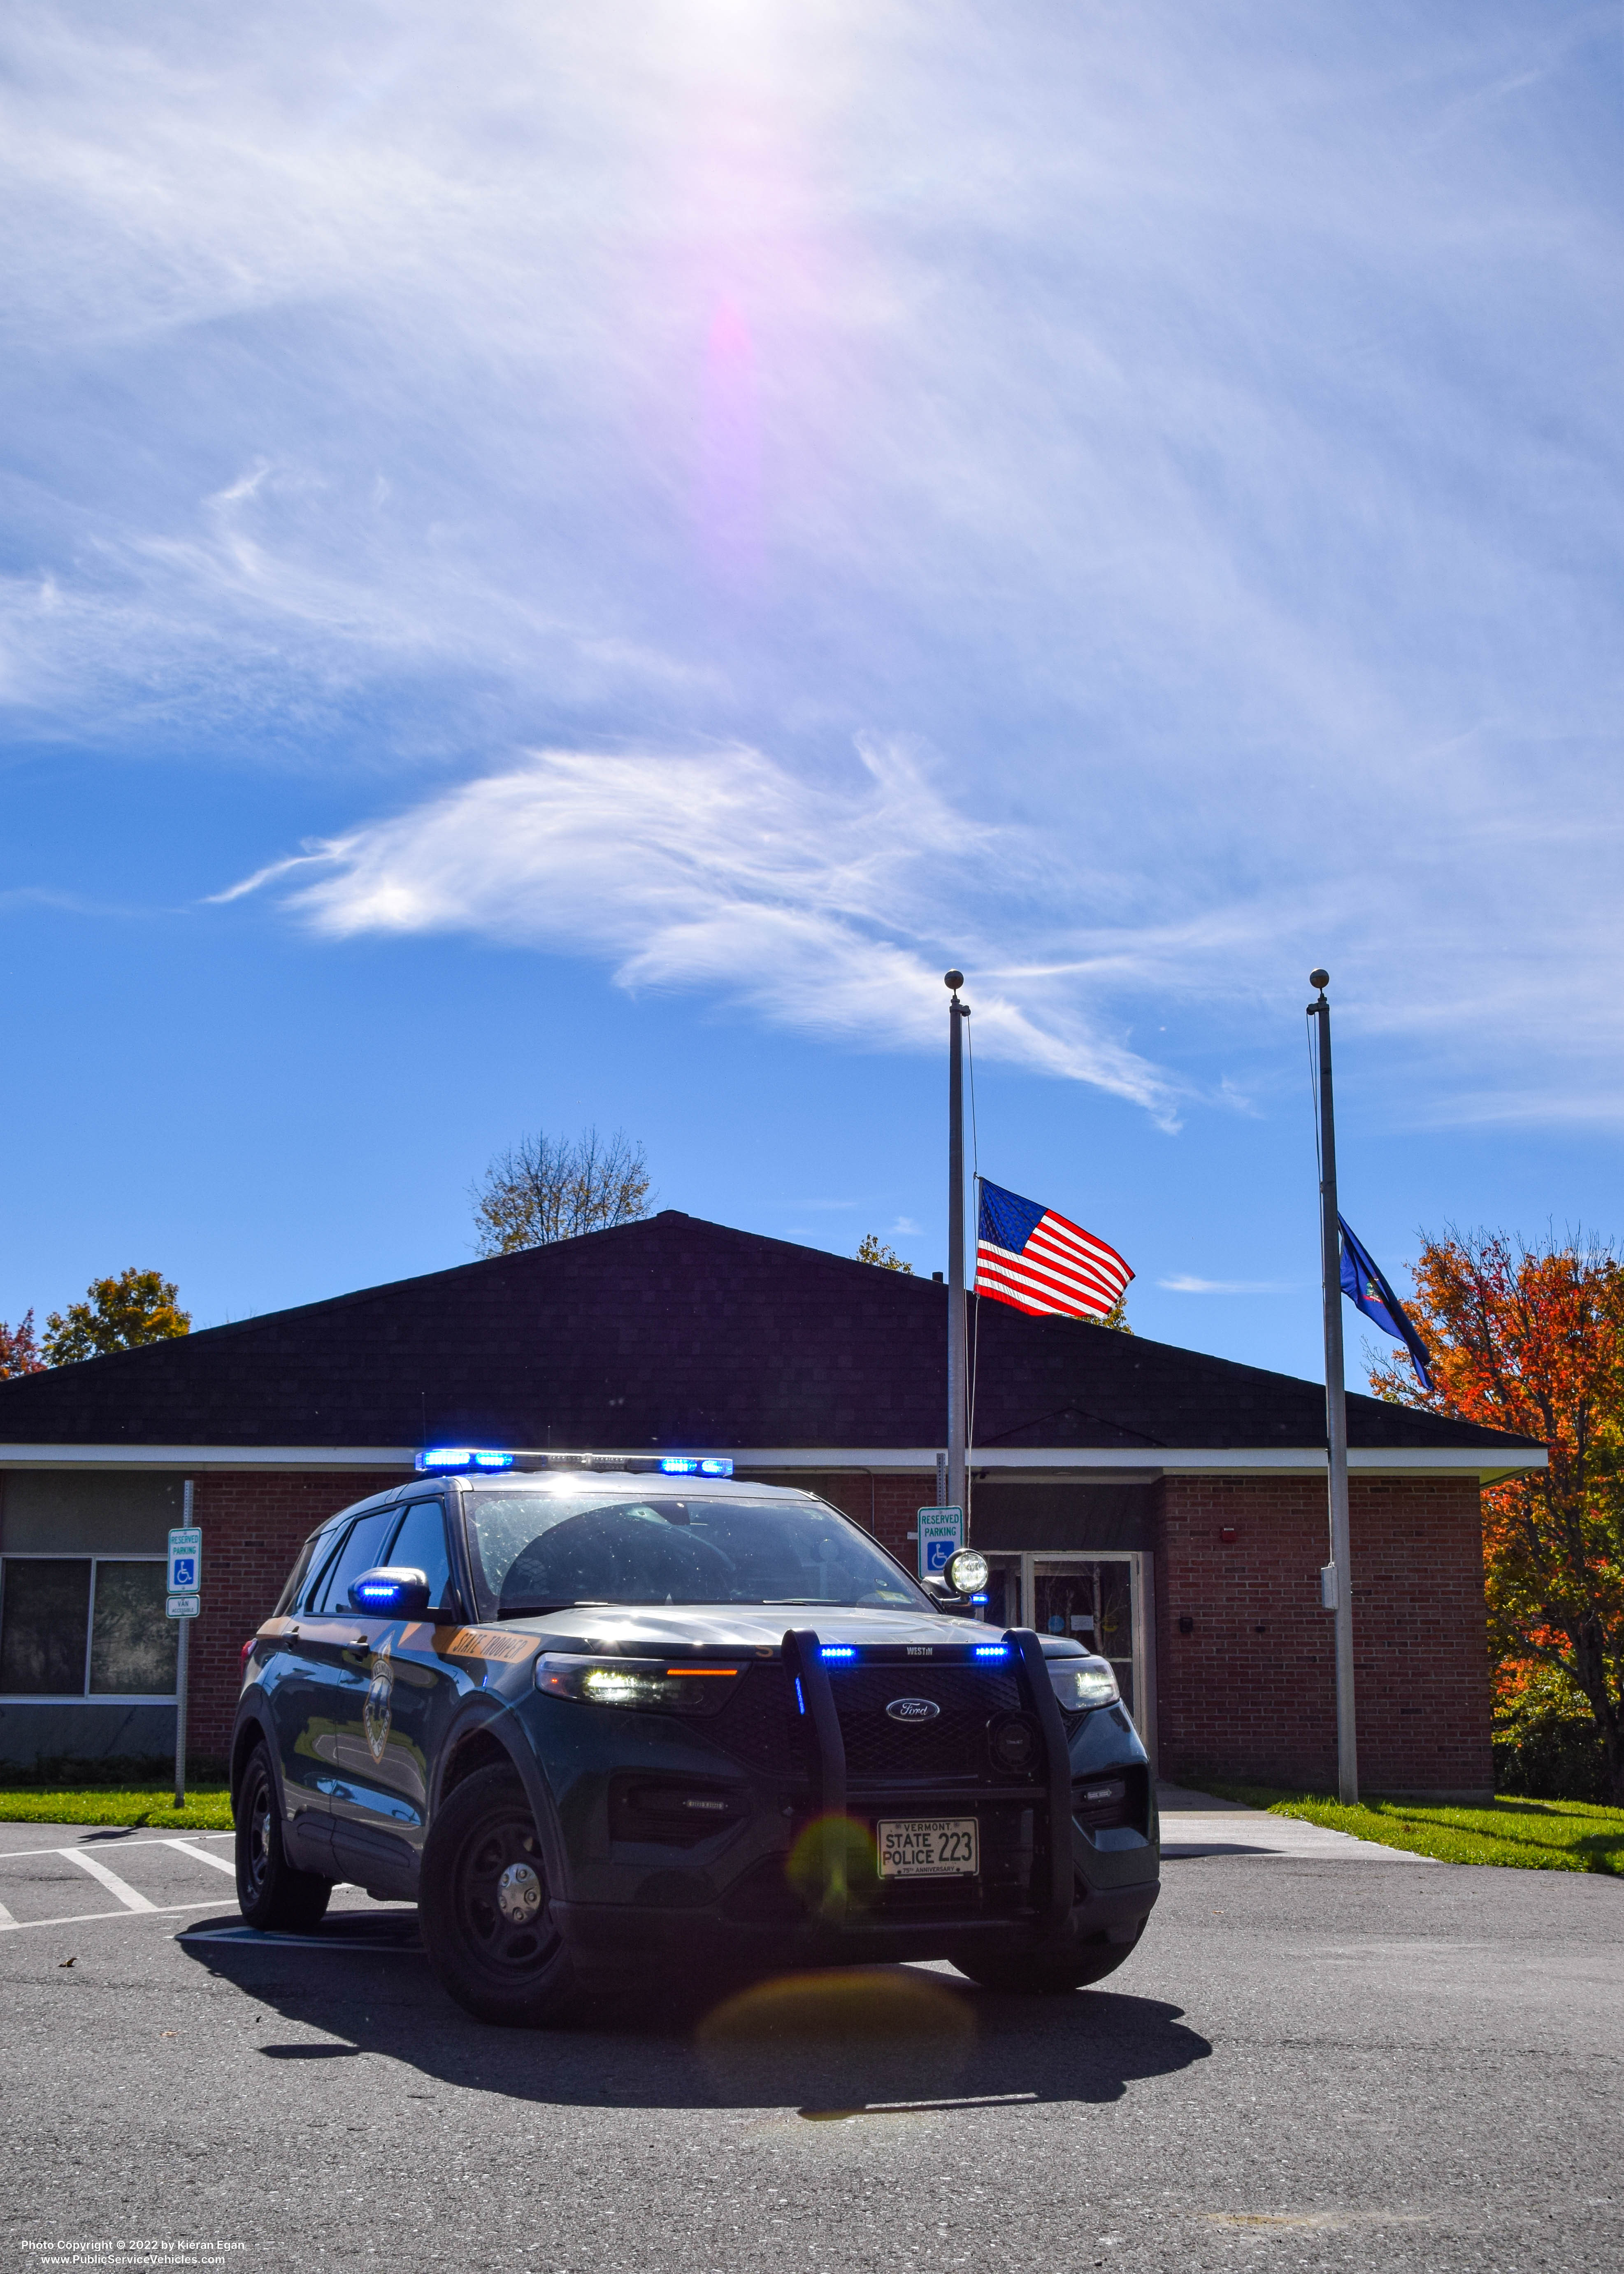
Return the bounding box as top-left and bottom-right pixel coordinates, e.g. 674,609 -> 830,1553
167,1526 -> 202,1595
915,1505 -> 963,1580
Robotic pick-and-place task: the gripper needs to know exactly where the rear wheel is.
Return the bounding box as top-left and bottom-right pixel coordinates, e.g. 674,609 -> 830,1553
419,1764 -> 584,2027
235,1744 -> 332,1932
951,1929 -> 1141,1994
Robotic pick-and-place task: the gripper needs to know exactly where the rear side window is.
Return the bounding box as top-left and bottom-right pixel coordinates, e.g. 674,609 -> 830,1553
273,1535 -> 322,1619
308,1509 -> 397,1615
384,1500 -> 455,1616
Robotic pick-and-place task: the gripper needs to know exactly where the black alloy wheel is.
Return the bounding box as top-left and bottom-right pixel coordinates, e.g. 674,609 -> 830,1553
234,1743 -> 333,1932
418,1763 -> 583,2027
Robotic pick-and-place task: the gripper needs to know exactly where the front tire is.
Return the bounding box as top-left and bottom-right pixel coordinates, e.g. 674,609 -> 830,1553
951,1930 -> 1140,1994
235,1744 -> 333,1932
419,1764 -> 583,2027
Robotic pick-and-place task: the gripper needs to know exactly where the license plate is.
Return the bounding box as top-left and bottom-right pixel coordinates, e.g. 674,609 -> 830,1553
875,1816 -> 979,1879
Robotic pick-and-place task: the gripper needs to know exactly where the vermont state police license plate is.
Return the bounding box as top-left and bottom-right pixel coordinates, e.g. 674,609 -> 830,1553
875,1816 -> 979,1879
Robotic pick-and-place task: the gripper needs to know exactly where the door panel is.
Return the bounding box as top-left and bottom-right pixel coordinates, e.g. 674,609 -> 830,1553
270,1507 -> 398,1858
328,1500 -> 469,1896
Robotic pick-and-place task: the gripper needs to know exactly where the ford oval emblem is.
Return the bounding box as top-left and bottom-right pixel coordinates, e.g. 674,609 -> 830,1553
885,1697 -> 941,1723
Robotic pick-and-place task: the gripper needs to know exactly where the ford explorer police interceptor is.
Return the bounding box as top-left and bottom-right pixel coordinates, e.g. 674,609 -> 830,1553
232,1453 -> 1159,2023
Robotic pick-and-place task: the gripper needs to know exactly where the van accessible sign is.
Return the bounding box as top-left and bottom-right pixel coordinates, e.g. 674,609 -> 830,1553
915,1505 -> 964,1580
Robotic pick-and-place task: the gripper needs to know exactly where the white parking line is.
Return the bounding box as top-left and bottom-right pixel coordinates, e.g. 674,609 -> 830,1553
0,1895 -> 14,1928
163,1839 -> 238,1876
0,1833 -> 234,1863
64,1848 -> 159,1912
0,1896 -> 230,1935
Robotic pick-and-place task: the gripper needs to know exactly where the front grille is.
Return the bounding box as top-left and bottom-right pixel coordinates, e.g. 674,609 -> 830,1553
831,1663 -> 1029,1788
707,1661 -> 802,1780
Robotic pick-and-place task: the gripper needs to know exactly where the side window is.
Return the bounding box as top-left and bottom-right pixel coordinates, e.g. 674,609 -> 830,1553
274,1534 -> 322,1618
308,1509 -> 397,1615
385,1500 -> 455,1615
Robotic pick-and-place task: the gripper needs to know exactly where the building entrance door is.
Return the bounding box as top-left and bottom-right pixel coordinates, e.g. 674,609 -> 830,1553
982,1551 -> 1155,1765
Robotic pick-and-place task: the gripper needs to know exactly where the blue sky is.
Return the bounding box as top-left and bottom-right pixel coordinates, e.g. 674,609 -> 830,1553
2,1 -> 1621,1388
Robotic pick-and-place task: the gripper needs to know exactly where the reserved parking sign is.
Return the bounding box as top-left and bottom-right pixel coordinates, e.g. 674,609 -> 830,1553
167,1525 -> 202,1595
915,1505 -> 963,1579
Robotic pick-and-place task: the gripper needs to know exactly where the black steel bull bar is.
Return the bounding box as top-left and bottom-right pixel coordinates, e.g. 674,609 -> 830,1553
781,1625 -> 1074,1937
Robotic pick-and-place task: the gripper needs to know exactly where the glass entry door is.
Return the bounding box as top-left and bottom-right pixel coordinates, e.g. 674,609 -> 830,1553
982,1551 -> 1155,1765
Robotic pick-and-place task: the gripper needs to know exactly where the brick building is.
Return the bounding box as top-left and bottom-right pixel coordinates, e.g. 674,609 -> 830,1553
0,1211 -> 1541,1796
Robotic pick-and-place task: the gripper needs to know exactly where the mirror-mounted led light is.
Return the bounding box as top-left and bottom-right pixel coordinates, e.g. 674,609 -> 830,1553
658,1456 -> 734,1476
944,1548 -> 990,1596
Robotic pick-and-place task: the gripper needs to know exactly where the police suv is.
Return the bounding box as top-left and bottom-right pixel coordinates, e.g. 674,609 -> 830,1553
232,1453 -> 1160,2023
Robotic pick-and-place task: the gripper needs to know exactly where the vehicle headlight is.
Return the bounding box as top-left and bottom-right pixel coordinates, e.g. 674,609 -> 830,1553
1047,1656 -> 1120,1711
534,1654 -> 743,1716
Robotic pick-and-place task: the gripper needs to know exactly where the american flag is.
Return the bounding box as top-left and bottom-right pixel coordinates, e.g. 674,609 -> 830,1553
975,1179 -> 1134,1320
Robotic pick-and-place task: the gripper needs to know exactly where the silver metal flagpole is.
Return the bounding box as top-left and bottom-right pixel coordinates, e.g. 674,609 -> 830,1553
1309,969 -> 1358,1804
946,970 -> 969,1527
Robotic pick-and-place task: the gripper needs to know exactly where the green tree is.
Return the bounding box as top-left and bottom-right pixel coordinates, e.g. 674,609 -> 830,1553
43,1270 -> 191,1365
1088,1291 -> 1133,1333
472,1127 -> 653,1256
856,1234 -> 913,1272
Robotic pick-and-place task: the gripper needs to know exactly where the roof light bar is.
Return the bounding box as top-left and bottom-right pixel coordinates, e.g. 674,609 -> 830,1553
414,1449 -> 735,1476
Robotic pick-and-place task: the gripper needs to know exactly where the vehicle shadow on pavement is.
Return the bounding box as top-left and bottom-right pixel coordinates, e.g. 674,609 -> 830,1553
178,1910 -> 1210,2115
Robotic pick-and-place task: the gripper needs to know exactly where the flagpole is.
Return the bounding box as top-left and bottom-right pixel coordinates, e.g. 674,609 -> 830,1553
945,970 -> 969,1528
1309,968 -> 1358,1805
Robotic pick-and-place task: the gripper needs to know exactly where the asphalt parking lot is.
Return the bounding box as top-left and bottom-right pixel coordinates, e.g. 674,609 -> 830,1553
1,1810 -> 1619,2274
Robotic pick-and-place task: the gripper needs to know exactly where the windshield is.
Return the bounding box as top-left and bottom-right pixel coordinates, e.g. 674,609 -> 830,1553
461,1491 -> 926,1619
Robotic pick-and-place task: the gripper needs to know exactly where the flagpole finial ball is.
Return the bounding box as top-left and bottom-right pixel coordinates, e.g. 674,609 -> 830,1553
1309,968 -> 1330,991
944,969 -> 964,991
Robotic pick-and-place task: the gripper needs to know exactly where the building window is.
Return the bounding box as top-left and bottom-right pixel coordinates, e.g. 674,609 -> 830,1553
0,1557 -> 176,1700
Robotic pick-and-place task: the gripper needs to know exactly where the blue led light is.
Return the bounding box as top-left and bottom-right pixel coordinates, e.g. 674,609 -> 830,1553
794,1676 -> 806,1715
971,1593 -> 989,1604
699,1458 -> 734,1476
820,1645 -> 857,1660
659,1456 -> 735,1477
974,1644 -> 1011,1658
416,1447 -> 514,1472
357,1582 -> 399,1602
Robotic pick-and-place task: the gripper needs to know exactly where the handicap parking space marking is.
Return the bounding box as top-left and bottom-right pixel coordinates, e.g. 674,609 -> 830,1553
0,1831 -> 239,1931
0,1895 -> 241,1935
179,1913 -> 423,1953
65,1847 -> 159,1911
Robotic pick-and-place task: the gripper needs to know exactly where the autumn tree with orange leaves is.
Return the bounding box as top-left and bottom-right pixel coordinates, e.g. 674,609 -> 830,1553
1368,1231 -> 1624,1802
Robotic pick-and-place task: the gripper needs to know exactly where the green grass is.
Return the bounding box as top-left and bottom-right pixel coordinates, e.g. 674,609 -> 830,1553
1200,1782 -> 1624,1874
0,1785 -> 234,1830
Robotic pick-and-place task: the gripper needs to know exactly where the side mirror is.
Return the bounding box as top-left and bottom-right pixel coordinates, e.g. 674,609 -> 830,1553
350,1566 -> 432,1618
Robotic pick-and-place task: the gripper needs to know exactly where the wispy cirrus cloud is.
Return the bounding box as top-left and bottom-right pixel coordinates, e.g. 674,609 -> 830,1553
3,0 -> 1623,1135
216,735 -> 1184,1117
